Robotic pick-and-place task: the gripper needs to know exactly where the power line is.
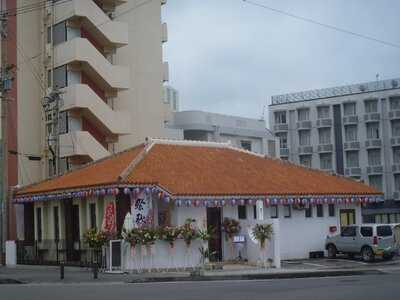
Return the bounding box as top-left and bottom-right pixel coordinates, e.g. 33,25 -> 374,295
0,0 -> 72,18
242,0 -> 400,50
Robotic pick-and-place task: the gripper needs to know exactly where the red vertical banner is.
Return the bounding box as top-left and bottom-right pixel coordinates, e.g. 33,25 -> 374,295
102,202 -> 116,235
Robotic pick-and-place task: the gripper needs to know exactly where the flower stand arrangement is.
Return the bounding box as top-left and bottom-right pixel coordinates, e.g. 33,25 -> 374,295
197,226 -> 215,267
83,228 -> 110,268
180,219 -> 199,270
160,226 -> 182,271
223,218 -> 241,260
252,224 -> 273,268
143,228 -> 159,272
121,228 -> 140,271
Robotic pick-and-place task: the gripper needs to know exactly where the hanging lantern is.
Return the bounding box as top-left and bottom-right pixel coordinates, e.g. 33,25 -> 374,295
264,198 -> 270,207
145,187 -> 151,195
164,196 -> 170,203
248,199 -> 253,206
194,200 -> 200,207
221,199 -> 226,206
231,199 -> 237,206
239,199 -> 246,206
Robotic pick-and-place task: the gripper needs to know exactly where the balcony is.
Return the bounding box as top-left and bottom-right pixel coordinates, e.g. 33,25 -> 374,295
345,167 -> 362,176
389,110 -> 400,120
392,164 -> 400,173
316,118 -> 332,128
317,144 -> 333,153
364,113 -> 380,123
280,148 -> 289,157
342,115 -> 358,125
296,121 -> 312,130
54,0 -> 128,48
54,38 -> 130,90
366,165 -> 383,175
391,137 -> 400,146
365,139 -> 382,149
298,146 -> 313,154
59,131 -> 110,162
60,84 -> 130,135
273,123 -> 288,132
96,0 -> 127,5
344,141 -> 360,151
393,191 -> 400,201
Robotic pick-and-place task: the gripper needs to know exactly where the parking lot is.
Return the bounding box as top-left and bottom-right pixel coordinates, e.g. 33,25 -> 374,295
282,255 -> 400,270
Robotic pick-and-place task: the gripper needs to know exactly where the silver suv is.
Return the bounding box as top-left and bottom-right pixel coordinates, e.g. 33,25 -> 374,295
325,224 -> 400,262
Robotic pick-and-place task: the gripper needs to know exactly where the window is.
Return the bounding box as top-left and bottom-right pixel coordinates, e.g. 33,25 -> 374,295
393,147 -> 400,164
360,226 -> 373,237
316,204 -> 324,217
395,174 -> 400,191
364,99 -> 378,113
345,125 -> 358,142
318,128 -> 331,144
270,205 -> 278,218
283,205 -> 291,218
377,226 -> 392,237
320,153 -> 332,170
299,130 -> 311,146
253,205 -> 257,219
36,207 -> 42,242
391,120 -> 400,137
238,205 -> 247,219
297,108 -> 310,121
241,140 -> 252,151
48,21 -> 67,45
343,102 -> 356,116
51,65 -> 67,89
89,203 -> 96,229
390,96 -> 400,110
367,149 -> 381,166
317,106 -> 329,119
366,122 -> 380,139
59,158 -> 69,175
299,155 -> 312,168
53,206 -> 59,241
58,111 -> 68,134
305,205 -> 313,218
328,204 -> 335,217
275,111 -> 287,124
341,226 -> 357,237
369,175 -> 383,192
346,151 -> 359,168
276,132 -> 287,149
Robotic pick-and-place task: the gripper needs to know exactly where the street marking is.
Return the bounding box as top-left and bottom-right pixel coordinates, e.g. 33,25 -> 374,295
302,262 -> 327,268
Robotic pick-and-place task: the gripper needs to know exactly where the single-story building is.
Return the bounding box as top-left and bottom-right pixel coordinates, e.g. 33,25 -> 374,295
13,138 -> 382,269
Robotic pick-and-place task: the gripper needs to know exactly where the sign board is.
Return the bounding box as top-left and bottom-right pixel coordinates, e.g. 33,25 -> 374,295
233,235 -> 245,243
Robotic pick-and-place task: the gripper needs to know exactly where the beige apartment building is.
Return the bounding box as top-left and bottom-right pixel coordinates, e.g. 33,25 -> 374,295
3,0 -> 174,240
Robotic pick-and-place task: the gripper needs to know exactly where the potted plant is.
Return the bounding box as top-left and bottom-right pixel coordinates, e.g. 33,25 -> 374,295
223,218 -> 241,241
143,227 -> 159,256
160,226 -> 181,249
252,224 -> 273,249
122,228 -> 140,256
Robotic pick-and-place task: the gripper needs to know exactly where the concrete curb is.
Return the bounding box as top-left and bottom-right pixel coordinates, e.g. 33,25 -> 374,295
129,269 -> 384,284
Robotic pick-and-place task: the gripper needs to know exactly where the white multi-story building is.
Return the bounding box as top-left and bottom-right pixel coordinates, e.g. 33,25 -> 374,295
269,78 -> 400,223
2,0 -> 174,240
172,110 -> 278,157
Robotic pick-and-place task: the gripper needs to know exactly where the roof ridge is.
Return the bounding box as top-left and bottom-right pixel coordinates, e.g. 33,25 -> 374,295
118,140 -> 155,182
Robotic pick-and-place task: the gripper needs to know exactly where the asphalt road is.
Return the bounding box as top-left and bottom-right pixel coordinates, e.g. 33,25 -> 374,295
1,273 -> 400,300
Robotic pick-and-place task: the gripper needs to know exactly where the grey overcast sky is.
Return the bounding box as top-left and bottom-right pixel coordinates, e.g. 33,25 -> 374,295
162,0 -> 400,121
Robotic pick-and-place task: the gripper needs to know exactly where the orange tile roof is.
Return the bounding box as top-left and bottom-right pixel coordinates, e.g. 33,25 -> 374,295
16,141 -> 380,197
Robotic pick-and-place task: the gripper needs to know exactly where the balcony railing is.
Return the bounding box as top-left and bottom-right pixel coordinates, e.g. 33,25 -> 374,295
316,118 -> 332,127
317,144 -> 333,153
296,121 -> 312,130
364,113 -> 381,123
280,148 -> 289,157
343,115 -> 358,125
389,110 -> 400,120
298,146 -> 313,154
365,139 -> 382,148
345,167 -> 362,176
366,165 -> 383,175
344,141 -> 360,151
273,123 -> 288,132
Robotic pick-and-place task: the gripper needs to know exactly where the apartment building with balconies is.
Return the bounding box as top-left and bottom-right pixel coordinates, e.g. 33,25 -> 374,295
269,78 -> 400,223
7,0 -> 172,240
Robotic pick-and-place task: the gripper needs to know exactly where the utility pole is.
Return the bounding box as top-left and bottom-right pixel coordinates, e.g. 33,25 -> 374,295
0,12 -> 12,265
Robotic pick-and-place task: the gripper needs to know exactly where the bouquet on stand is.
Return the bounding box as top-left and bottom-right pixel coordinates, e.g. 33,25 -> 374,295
252,224 -> 273,268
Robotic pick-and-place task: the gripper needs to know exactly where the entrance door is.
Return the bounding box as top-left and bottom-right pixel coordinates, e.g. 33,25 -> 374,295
116,193 -> 131,234
207,207 -> 222,261
24,203 -> 35,244
65,200 -> 80,262
340,209 -> 356,226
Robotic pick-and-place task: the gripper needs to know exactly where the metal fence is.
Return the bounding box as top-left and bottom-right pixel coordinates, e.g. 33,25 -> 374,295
16,240 -> 105,267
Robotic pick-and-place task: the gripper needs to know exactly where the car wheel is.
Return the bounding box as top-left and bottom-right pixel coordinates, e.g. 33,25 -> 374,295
327,245 -> 337,259
383,254 -> 394,261
361,247 -> 375,262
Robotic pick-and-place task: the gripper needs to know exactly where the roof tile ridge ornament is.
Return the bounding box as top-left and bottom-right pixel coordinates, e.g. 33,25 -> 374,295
117,137 -> 155,182
148,137 -> 231,148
